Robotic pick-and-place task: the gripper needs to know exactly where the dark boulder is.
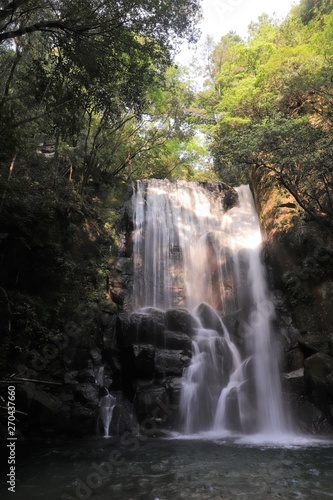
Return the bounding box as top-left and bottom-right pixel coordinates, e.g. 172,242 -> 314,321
165,308 -> 197,335
304,352 -> 333,391
164,330 -> 192,353
116,312 -> 165,348
165,376 -> 183,408
110,396 -> 138,435
125,344 -> 156,378
304,352 -> 333,423
138,307 -> 166,325
299,331 -> 331,356
154,349 -> 190,377
134,386 -> 168,423
89,347 -> 103,365
281,367 -> 333,434
78,368 -> 96,384
109,257 -> 133,310
194,302 -> 226,335
223,387 -> 245,432
74,383 -> 100,407
120,343 -> 155,397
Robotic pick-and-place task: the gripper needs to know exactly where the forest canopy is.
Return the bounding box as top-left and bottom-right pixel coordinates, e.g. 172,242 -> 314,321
194,1 -> 333,227
0,0 -> 202,189
0,0 -> 203,369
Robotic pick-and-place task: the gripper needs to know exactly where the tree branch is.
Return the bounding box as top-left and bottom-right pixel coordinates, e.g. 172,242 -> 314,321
0,20 -> 75,41
0,0 -> 29,23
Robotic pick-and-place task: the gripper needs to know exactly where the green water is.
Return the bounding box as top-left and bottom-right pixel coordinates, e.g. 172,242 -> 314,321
1,435 -> 333,499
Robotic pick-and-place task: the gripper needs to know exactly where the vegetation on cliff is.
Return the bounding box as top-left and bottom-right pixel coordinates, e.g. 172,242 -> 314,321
192,1 -> 333,229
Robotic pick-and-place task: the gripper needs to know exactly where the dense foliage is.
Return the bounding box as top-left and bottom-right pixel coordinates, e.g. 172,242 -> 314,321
193,1 -> 333,227
0,0 -> 202,372
0,0 -> 204,188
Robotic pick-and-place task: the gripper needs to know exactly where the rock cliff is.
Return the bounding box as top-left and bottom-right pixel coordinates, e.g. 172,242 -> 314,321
250,166 -> 333,433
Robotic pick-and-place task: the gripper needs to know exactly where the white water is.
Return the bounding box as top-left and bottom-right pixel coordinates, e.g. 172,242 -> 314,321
211,186 -> 289,435
132,179 -> 228,310
132,180 -> 290,437
99,394 -> 116,437
96,366 -> 116,437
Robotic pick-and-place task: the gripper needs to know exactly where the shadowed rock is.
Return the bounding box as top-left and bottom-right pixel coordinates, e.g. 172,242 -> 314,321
194,302 -> 226,335
165,308 -> 197,336
155,349 -> 190,377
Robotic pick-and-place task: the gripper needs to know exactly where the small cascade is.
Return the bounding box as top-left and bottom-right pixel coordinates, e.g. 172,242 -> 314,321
213,357 -> 250,432
180,324 -> 240,434
95,366 -> 105,387
131,180 -> 291,437
99,392 -> 116,437
96,366 -> 116,437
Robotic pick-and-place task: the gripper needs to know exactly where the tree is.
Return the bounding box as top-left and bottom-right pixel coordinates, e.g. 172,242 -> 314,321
193,5 -> 333,202
0,0 -> 201,49
247,116 -> 333,226
106,66 -> 205,182
294,0 -> 333,24
0,0 -> 202,190
212,114 -> 333,226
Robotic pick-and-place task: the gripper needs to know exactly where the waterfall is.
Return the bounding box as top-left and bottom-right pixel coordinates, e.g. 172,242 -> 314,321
131,180 -> 290,436
99,393 -> 116,437
132,179 -> 233,311
96,366 -> 116,437
217,185 -> 288,434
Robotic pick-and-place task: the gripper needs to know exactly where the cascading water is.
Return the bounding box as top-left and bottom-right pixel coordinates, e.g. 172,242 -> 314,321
132,179 -> 231,311
96,366 -> 116,437
99,393 -> 116,437
131,179 -> 290,437
212,186 -> 290,435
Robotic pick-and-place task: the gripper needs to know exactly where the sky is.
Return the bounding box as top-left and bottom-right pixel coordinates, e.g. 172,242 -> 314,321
176,0 -> 297,63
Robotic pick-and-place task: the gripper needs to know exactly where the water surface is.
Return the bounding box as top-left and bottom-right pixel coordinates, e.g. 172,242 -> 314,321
1,435 -> 333,499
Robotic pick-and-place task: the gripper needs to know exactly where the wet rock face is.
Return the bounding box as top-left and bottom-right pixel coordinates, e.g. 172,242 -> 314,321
116,310 -> 166,348
250,165 -> 333,431
154,349 -> 191,377
250,166 -> 333,357
164,331 -> 192,351
165,308 -> 197,336
126,179 -> 240,312
109,397 -> 137,436
304,352 -> 333,425
194,302 -> 225,335
283,368 -> 333,434
115,307 -> 195,425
